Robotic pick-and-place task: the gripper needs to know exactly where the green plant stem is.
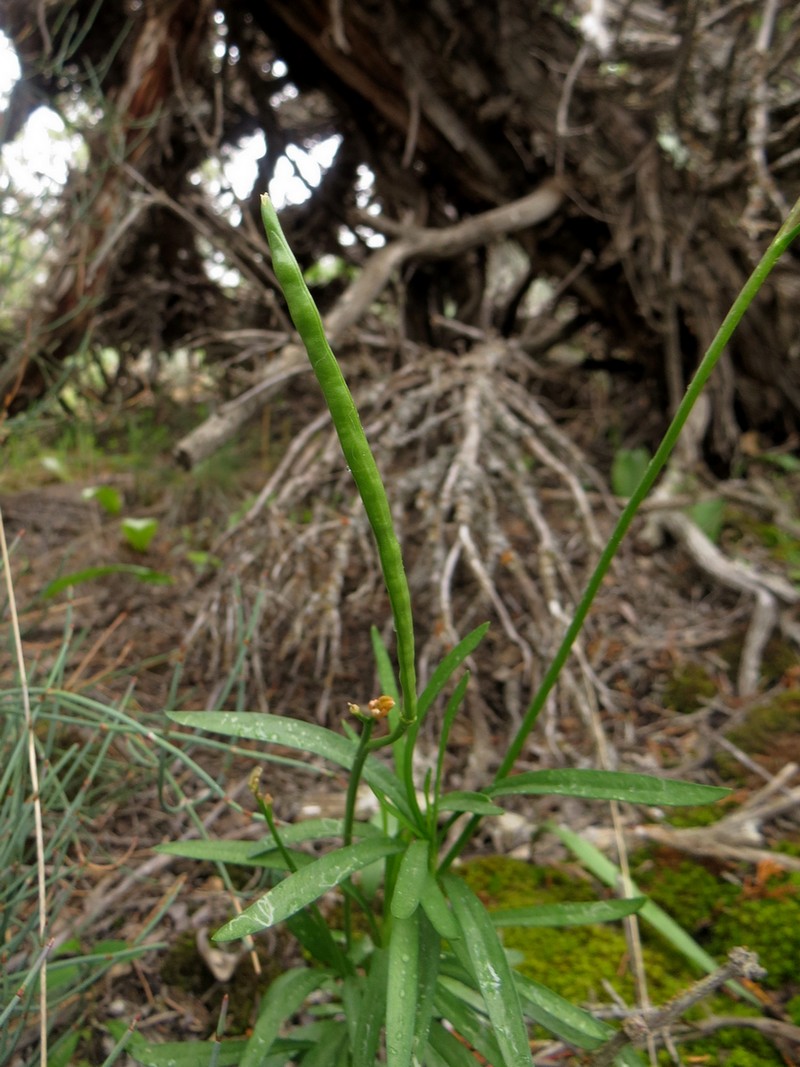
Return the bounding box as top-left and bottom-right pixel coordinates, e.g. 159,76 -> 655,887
343,717 -> 374,950
260,194 -> 417,728
441,195 -> 800,872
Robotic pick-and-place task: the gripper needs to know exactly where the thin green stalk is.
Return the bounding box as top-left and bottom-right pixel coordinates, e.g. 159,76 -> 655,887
260,195 -> 417,727
441,196 -> 800,872
342,717 -> 374,950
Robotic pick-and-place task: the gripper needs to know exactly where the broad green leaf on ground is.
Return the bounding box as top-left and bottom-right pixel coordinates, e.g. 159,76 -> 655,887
121,516 -> 159,551
214,837 -> 404,941
43,564 -> 172,598
611,447 -> 651,497
489,769 -> 729,806
82,485 -> 122,514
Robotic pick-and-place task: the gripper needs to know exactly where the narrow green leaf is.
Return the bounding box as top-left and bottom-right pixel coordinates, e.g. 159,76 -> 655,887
386,911 -> 419,1067
420,872 -> 461,941
489,769 -> 730,806
513,973 -> 612,1049
433,983 -> 506,1067
370,626 -> 405,773
391,839 -> 430,919
241,968 -> 328,1067
433,673 -> 470,813
426,1020 -> 488,1067
414,912 -> 441,1058
615,1046 -> 650,1066
154,839 -> 311,870
167,711 -> 413,824
491,898 -> 646,928
248,818 -> 380,857
107,1026 -> 248,1067
352,949 -> 389,1067
370,626 -> 400,706
418,623 -> 490,722
285,909 -> 346,971
261,193 -> 418,724
214,837 -> 404,941
438,791 -> 505,816
296,1022 -> 348,1067
444,875 -> 533,1066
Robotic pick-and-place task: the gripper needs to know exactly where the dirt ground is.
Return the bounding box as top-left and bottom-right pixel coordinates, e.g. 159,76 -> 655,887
2,379 -> 799,1063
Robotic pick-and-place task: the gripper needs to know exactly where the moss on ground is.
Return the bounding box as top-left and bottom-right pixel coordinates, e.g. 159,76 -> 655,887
663,660 -> 717,713
459,852 -> 795,1065
715,689 -> 800,781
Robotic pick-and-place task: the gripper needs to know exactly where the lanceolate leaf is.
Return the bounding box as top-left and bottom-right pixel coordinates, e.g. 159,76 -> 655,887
386,911 -> 420,1067
240,968 -> 329,1067
391,839 -> 430,919
154,839 -> 312,870
491,898 -> 646,928
352,949 -> 389,1067
513,973 -> 612,1049
489,769 -> 729,806
426,1020 -> 487,1067
214,837 -> 404,941
420,872 -> 461,941
444,875 -> 533,1067
417,623 -> 490,723
167,711 -> 413,823
437,791 -> 505,816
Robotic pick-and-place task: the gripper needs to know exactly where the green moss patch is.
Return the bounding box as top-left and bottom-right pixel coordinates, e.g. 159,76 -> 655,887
459,852 -> 795,1065
716,690 -> 800,779
663,660 -> 718,714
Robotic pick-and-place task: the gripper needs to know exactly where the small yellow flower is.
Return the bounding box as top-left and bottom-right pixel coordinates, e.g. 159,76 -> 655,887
367,694 -> 395,719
